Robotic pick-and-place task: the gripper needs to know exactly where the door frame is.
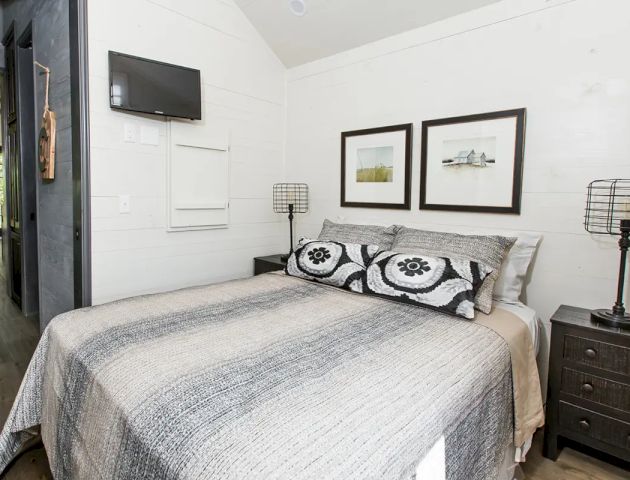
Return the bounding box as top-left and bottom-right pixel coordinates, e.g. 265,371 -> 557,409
69,0 -> 91,308
2,22 -> 18,305
16,22 -> 40,318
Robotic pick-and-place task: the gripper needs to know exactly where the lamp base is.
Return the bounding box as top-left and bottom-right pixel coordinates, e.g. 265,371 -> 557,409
591,309 -> 630,329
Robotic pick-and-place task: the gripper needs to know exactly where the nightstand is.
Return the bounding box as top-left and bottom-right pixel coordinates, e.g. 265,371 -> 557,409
543,305 -> 630,463
253,254 -> 286,276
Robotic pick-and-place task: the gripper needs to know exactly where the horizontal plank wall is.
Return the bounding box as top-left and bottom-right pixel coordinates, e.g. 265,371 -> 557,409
87,0 -> 286,304
285,0 -> 630,381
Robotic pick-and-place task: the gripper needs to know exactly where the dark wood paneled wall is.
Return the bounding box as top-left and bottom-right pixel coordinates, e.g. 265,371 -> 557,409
3,0 -> 76,330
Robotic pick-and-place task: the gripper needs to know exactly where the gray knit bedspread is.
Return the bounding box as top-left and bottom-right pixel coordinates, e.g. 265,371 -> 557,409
0,273 -> 513,479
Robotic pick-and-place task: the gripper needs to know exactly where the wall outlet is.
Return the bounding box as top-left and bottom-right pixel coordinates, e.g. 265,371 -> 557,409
123,123 -> 138,143
118,195 -> 131,214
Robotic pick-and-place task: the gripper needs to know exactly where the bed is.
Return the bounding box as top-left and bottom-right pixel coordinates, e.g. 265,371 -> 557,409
0,271 -> 543,479
415,299 -> 543,479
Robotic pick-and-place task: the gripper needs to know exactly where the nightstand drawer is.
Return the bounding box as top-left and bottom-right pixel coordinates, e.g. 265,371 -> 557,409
563,335 -> 630,376
559,401 -> 630,451
561,368 -> 630,412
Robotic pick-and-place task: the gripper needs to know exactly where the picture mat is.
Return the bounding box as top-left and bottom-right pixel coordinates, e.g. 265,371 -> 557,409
345,130 -> 407,204
425,117 -> 517,207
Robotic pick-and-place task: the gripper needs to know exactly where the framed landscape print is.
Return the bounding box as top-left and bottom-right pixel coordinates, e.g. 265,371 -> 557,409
341,123 -> 412,209
420,108 -> 526,214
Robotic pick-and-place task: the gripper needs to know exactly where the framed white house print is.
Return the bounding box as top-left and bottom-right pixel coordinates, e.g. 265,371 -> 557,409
341,123 -> 413,209
420,109 -> 526,214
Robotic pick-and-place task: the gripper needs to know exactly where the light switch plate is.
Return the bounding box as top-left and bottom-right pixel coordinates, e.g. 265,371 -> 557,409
123,123 -> 137,143
140,125 -> 160,145
118,195 -> 131,214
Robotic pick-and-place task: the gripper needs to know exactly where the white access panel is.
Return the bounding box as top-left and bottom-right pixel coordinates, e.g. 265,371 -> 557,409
167,121 -> 230,231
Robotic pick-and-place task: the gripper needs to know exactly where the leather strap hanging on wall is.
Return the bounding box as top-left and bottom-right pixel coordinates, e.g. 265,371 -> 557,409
35,61 -> 56,181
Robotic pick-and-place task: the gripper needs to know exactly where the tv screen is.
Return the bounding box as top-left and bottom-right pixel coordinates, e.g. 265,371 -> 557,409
109,51 -> 201,120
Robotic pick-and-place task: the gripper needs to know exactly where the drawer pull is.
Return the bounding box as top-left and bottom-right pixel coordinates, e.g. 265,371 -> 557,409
584,348 -> 597,360
580,382 -> 594,394
578,419 -> 590,431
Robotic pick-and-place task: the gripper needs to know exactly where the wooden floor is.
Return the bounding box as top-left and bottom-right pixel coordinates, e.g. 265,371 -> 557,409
0,266 -> 628,479
522,432 -> 629,480
0,265 -> 52,480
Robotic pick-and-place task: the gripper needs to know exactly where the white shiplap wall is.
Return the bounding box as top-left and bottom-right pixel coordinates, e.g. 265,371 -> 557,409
88,0 -> 630,337
88,0 -> 287,304
285,0 -> 630,341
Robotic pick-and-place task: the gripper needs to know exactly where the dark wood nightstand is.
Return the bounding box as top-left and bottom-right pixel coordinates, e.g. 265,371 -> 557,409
253,254 -> 286,276
543,305 -> 630,463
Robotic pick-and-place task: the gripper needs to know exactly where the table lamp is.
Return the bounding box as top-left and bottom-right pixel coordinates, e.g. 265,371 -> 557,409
584,179 -> 630,329
273,183 -> 308,262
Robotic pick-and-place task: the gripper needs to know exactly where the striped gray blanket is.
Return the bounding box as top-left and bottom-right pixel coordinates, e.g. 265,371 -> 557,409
0,273 -> 513,479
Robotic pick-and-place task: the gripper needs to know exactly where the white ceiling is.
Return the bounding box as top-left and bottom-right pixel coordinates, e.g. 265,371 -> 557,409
235,0 -> 502,67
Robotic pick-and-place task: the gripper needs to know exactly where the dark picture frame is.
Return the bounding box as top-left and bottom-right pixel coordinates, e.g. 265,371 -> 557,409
420,108 -> 526,214
341,123 -> 413,209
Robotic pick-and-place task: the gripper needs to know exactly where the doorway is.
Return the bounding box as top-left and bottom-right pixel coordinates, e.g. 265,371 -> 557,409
2,23 -> 39,318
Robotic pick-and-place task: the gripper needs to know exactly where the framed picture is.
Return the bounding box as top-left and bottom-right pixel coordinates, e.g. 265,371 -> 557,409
341,123 -> 412,209
420,108 -> 526,214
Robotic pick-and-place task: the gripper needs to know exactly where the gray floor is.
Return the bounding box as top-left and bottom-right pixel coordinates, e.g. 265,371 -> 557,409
0,267 -> 39,428
0,264 -> 627,479
0,264 -> 52,480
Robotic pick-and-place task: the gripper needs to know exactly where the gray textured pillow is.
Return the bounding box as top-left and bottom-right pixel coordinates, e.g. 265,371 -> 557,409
391,227 -> 516,313
317,219 -> 400,250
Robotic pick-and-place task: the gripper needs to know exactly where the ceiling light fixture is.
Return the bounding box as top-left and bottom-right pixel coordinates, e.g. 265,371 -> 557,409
288,0 -> 306,16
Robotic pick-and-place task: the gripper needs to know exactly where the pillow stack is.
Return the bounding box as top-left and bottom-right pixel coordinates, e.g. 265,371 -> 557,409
282,219 -> 539,320
391,227 -> 516,314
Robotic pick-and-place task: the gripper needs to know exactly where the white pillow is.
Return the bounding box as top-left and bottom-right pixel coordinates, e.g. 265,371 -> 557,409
493,233 -> 541,304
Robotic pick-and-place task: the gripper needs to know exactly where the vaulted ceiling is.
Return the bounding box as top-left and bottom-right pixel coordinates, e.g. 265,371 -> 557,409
235,0 -> 502,67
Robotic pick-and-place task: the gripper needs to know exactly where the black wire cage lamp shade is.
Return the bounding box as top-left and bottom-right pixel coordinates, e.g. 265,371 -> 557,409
584,179 -> 630,329
273,183 -> 309,262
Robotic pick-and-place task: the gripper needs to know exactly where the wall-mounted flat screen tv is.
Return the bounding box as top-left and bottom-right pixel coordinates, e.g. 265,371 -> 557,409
109,51 -> 202,120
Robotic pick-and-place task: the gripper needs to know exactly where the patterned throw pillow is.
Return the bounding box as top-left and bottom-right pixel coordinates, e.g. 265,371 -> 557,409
286,238 -> 380,293
391,227 -> 515,314
365,250 -> 493,319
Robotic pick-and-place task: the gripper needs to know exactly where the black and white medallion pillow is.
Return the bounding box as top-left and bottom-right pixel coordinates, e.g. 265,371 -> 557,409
366,251 -> 493,319
286,238 -> 380,293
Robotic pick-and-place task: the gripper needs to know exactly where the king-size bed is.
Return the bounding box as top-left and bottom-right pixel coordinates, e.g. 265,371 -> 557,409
0,222 -> 544,479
